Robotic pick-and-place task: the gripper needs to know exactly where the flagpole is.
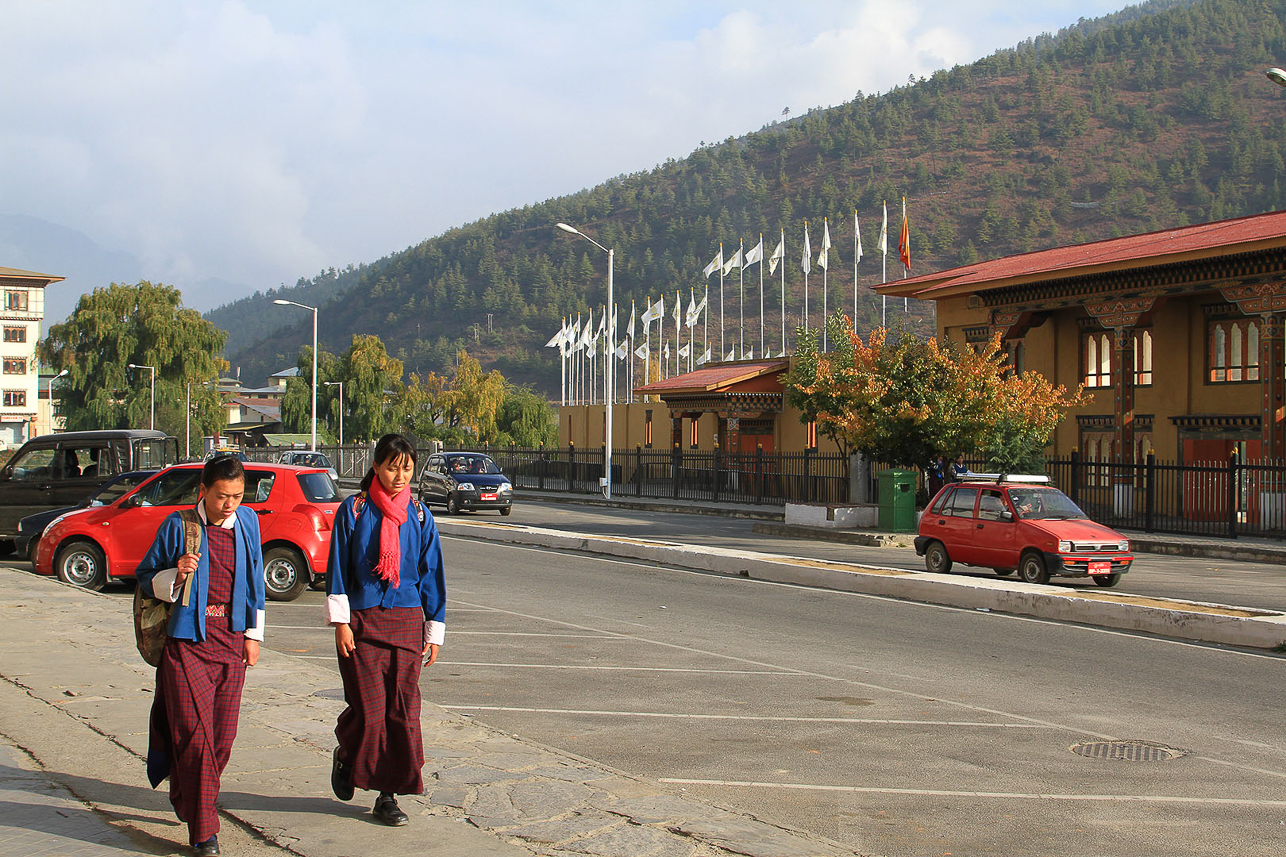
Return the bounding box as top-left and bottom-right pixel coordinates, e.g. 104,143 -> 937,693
853,211 -> 859,327
738,238 -> 745,359
644,303 -> 651,399
804,220 -> 810,337
703,283 -> 709,357
561,318 -> 567,406
822,217 -> 829,353
718,242 -> 725,359
779,229 -> 786,355
675,290 -> 680,375
758,233 -> 765,356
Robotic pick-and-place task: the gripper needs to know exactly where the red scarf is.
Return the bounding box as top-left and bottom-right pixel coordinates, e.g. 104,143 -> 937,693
367,477 -> 409,587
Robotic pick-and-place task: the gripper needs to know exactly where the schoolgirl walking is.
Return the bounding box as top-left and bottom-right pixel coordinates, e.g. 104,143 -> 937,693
326,433 -> 446,825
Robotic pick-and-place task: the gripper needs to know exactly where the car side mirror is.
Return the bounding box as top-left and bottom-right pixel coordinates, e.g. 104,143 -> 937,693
1000,510 -> 1014,521
122,493 -> 144,509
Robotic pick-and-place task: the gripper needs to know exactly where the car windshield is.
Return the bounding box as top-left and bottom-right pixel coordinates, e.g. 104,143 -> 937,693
92,472 -> 154,506
1007,487 -> 1088,520
447,456 -> 500,475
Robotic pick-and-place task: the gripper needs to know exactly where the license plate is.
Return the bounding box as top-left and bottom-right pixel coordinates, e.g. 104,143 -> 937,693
480,493 -> 496,501
1089,561 -> 1112,575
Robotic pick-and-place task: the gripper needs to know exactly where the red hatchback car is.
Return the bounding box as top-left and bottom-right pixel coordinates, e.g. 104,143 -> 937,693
914,475 -> 1133,587
34,462 -> 341,601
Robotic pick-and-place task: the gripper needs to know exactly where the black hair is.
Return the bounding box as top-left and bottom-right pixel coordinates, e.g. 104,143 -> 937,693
201,454 -> 245,488
360,433 -> 418,492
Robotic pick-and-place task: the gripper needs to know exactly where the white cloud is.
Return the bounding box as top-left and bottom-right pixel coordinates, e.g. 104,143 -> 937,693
0,0 -> 1129,321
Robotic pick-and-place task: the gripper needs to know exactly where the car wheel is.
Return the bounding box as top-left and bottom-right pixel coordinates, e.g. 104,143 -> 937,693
1019,551 -> 1050,585
499,506 -> 512,517
263,546 -> 308,602
55,540 -> 107,591
993,567 -> 1014,577
924,541 -> 952,574
308,573 -> 327,591
446,494 -> 459,515
1093,573 -> 1121,588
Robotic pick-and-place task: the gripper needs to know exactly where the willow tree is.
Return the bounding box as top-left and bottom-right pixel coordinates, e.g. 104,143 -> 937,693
41,281 -> 227,439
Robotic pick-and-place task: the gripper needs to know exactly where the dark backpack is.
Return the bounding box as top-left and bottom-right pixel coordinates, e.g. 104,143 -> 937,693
132,508 -> 201,667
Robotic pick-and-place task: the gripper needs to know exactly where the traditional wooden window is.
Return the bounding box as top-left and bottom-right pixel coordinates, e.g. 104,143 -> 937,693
690,417 -> 698,449
1082,331 -> 1112,388
1133,329 -> 1153,386
2,390 -> 26,407
2,326 -> 26,343
644,410 -> 652,447
2,358 -> 25,375
1208,318 -> 1260,383
4,291 -> 28,312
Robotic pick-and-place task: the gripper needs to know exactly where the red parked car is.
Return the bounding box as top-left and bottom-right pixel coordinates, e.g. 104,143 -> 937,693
34,462 -> 341,601
914,475 -> 1133,587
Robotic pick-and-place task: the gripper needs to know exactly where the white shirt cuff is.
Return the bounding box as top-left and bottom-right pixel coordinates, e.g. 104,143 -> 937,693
326,594 -> 351,625
425,620 -> 445,647
244,608 -> 266,641
150,567 -> 183,603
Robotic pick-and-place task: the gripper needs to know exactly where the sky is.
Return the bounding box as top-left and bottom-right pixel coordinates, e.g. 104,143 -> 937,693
1,0 -> 1134,323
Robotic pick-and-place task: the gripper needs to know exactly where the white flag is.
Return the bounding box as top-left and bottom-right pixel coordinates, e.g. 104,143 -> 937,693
634,342 -> 649,360
580,319 -> 593,350
687,290 -> 707,326
855,212 -> 863,263
818,219 -> 832,271
726,347 -> 736,361
664,341 -> 671,362
801,225 -> 811,274
641,296 -> 663,324
744,347 -> 753,360
673,294 -> 682,326
678,343 -> 690,359
723,246 -> 743,275
697,347 -> 712,366
744,237 -> 764,266
768,237 -> 784,275
615,341 -> 627,360
544,325 -> 564,349
702,250 -> 722,278
628,302 -> 636,339
878,202 -> 888,255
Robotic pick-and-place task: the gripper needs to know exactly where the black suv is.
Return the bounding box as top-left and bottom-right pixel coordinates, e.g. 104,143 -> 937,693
0,430 -> 178,544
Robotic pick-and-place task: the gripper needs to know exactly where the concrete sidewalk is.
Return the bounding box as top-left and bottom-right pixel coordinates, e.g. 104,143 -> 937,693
0,568 -> 856,857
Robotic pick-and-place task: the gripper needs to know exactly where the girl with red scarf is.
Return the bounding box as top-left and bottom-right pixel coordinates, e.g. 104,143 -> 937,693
326,434 -> 446,826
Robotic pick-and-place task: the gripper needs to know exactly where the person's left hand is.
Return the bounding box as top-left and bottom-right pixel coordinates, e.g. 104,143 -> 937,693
422,643 -> 439,666
243,639 -> 260,667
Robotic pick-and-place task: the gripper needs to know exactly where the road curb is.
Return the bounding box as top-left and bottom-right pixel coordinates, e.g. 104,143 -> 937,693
436,519 -> 1286,651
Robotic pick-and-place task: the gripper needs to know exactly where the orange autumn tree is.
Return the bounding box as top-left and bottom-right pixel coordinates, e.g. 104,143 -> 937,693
783,312 -> 1085,471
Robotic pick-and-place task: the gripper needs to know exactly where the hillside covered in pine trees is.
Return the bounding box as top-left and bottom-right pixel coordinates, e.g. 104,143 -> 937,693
211,0 -> 1286,395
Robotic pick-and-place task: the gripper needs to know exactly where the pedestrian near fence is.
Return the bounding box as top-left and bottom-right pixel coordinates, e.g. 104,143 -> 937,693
326,433 -> 446,826
136,456 -> 266,857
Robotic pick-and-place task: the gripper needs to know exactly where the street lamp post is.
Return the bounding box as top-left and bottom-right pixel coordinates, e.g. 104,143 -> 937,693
127,363 -> 156,430
273,299 -> 318,451
48,368 -> 68,434
556,222 -> 614,499
323,380 -> 343,475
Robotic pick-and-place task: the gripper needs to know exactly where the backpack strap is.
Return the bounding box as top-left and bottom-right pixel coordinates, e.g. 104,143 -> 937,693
353,491 -> 367,520
175,508 -> 201,608
413,499 -> 426,524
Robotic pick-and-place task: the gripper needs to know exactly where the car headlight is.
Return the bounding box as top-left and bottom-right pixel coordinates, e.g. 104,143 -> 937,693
455,482 -> 475,492
498,482 -> 512,493
1118,539 -> 1129,551
1057,539 -> 1073,553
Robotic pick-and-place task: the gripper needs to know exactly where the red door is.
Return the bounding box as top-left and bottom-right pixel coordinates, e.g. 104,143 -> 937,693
937,486 -> 982,565
973,488 -> 1019,568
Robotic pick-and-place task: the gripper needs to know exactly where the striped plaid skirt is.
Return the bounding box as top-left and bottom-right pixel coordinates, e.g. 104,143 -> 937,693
155,622 -> 246,845
335,606 -> 425,795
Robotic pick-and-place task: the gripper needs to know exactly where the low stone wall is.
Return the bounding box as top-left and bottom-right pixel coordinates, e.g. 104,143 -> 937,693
785,502 -> 878,529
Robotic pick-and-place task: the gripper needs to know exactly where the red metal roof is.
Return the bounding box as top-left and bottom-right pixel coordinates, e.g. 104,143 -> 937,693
635,359 -> 790,394
876,209 -> 1286,300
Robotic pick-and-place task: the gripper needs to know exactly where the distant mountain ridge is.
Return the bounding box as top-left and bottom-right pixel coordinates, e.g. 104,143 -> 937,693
220,0 -> 1286,394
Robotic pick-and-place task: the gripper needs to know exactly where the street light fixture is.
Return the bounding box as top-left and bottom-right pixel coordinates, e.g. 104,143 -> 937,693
1267,68 -> 1286,87
556,221 -> 615,499
323,381 -> 344,474
127,363 -> 156,430
47,368 -> 68,434
273,299 -> 318,451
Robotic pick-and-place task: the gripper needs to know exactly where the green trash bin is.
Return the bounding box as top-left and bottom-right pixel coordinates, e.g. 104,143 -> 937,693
877,468 -> 918,532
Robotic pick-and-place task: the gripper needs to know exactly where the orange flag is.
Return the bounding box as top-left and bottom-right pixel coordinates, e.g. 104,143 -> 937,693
898,196 -> 910,269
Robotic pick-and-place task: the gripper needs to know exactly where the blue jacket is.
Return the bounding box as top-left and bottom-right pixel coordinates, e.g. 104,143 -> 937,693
136,505 -> 266,642
326,493 -> 446,628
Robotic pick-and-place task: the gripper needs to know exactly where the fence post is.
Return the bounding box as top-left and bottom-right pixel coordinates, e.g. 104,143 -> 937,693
712,441 -> 721,503
635,445 -> 643,496
1068,449 -> 1080,505
672,442 -> 682,500
568,442 -> 575,493
755,444 -> 764,505
602,442 -> 609,495
538,444 -> 546,491
1228,451 -> 1239,540
805,447 -> 815,502
1144,452 -> 1156,532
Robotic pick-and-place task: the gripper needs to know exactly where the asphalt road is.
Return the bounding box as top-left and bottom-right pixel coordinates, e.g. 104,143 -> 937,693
251,527 -> 1284,857
496,498 -> 1286,612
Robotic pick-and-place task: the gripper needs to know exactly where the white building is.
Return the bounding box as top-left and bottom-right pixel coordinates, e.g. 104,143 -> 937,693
0,267 -> 63,445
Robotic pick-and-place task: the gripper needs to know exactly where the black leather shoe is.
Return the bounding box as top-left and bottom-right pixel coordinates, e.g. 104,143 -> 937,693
373,793 -> 408,826
331,747 -> 354,802
194,836 -> 220,856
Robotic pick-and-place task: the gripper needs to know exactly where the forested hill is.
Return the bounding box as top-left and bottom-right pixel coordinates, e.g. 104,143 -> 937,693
220,0 -> 1286,394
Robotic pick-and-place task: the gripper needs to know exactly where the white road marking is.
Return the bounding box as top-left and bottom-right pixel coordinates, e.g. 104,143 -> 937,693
439,662 -> 787,674
443,705 -> 1053,727
657,778 -> 1286,808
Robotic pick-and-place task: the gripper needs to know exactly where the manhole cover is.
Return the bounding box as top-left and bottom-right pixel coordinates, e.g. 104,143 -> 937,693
1070,740 -> 1187,762
312,688 -> 346,700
